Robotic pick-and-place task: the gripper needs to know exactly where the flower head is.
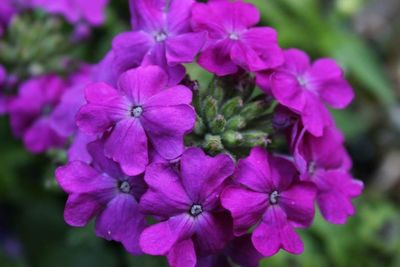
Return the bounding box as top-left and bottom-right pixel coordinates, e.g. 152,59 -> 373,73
76,65 -> 196,175
8,74 -> 67,153
112,0 -> 206,85
56,140 -> 147,254
221,147 -> 317,256
31,0 -> 108,26
191,0 -> 283,76
139,148 -> 235,267
293,125 -> 363,224
258,48 -> 354,136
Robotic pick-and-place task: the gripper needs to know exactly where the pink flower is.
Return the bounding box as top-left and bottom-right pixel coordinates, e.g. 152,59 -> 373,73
258,48 -> 354,137
191,0 -> 283,76
76,66 -> 196,176
221,147 -> 316,256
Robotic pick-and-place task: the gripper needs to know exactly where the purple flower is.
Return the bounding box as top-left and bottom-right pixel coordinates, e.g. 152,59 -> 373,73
112,0 -> 206,85
191,0 -> 283,76
197,234 -> 263,267
8,75 -> 67,153
258,48 -> 354,137
56,140 -> 147,254
139,148 -> 235,267
50,65 -> 93,138
293,125 -> 363,224
221,147 -> 316,256
67,131 -> 96,163
0,0 -> 16,36
32,0 -> 108,26
76,66 -> 196,176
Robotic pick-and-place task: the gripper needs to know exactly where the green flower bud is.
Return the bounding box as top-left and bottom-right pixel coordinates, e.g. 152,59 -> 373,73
222,131 -> 243,147
203,96 -> 218,124
209,114 -> 226,134
240,130 -> 270,147
203,134 -> 224,155
220,96 -> 243,119
240,100 -> 268,121
194,115 -> 206,135
225,115 -> 246,130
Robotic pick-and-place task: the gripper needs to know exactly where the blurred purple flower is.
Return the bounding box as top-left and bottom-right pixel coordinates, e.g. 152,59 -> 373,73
293,125 -> 364,224
76,66 -> 196,176
191,0 -> 283,76
8,74 -> 67,153
221,147 -> 316,256
56,140 -> 147,254
139,148 -> 235,267
112,0 -> 206,85
0,0 -> 16,36
32,0 -> 108,26
258,48 -> 354,137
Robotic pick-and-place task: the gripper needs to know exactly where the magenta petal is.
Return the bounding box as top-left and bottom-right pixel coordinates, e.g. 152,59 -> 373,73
112,31 -> 154,74
221,185 -> 267,236
77,83 -> 127,134
194,212 -> 232,254
301,93 -> 332,137
87,139 -> 124,178
117,66 -> 168,104
23,118 -> 66,153
64,194 -> 101,227
167,239 -> 197,267
56,161 -> 115,195
270,72 -> 307,112
104,119 -> 148,176
198,40 -> 238,76
141,105 -> 195,160
180,148 -> 235,204
139,214 -> 195,255
166,32 -> 206,65
67,132 -> 96,163
279,182 -> 316,228
236,147 -> 272,192
96,194 -> 146,255
166,0 -> 194,33
144,86 -> 193,106
140,163 -> 191,217
316,170 -> 363,224
281,49 -> 311,74
252,206 -> 303,256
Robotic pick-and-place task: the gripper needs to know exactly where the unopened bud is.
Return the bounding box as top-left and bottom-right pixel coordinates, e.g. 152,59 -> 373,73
226,115 -> 246,130
209,114 -> 226,134
221,96 -> 243,119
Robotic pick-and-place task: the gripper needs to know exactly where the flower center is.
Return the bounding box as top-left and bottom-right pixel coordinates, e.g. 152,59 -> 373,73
190,204 -> 203,217
119,181 -> 131,193
308,161 -> 316,175
228,32 -> 240,40
297,76 -> 308,87
269,191 -> 279,205
130,106 -> 143,118
154,31 -> 168,42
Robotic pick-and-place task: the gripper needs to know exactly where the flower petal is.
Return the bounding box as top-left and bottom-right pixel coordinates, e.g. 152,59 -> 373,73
64,194 -> 101,227
95,194 -> 146,255
167,239 -> 197,267
279,182 -> 316,228
141,105 -> 195,160
198,40 -> 238,76
104,119 -> 148,176
180,147 -> 235,204
221,185 -> 267,236
166,32 -> 206,64
140,214 -> 195,255
117,65 -> 169,104
140,163 -> 191,218
252,206 -> 303,256
144,85 -> 193,107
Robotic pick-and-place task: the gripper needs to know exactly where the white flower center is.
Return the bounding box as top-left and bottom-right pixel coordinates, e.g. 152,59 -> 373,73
154,31 -> 168,42
269,191 -> 279,205
228,32 -> 240,40
131,106 -> 143,118
119,181 -> 131,193
190,204 -> 203,217
297,76 -> 308,87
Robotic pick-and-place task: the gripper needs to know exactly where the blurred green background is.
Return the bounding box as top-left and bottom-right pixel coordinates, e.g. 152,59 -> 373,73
1,0 -> 400,266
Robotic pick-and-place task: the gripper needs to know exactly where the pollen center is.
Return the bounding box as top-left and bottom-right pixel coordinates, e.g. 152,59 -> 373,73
308,161 -> 316,175
190,204 -> 203,217
131,106 -> 143,118
297,76 -> 308,87
119,181 -> 131,193
269,191 -> 279,205
155,31 -> 168,42
228,32 -> 240,40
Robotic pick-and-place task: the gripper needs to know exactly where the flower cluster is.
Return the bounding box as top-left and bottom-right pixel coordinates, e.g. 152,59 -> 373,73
0,0 -> 363,266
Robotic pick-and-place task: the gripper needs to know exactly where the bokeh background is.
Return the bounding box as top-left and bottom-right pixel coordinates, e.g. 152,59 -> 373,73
1,0 -> 400,266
